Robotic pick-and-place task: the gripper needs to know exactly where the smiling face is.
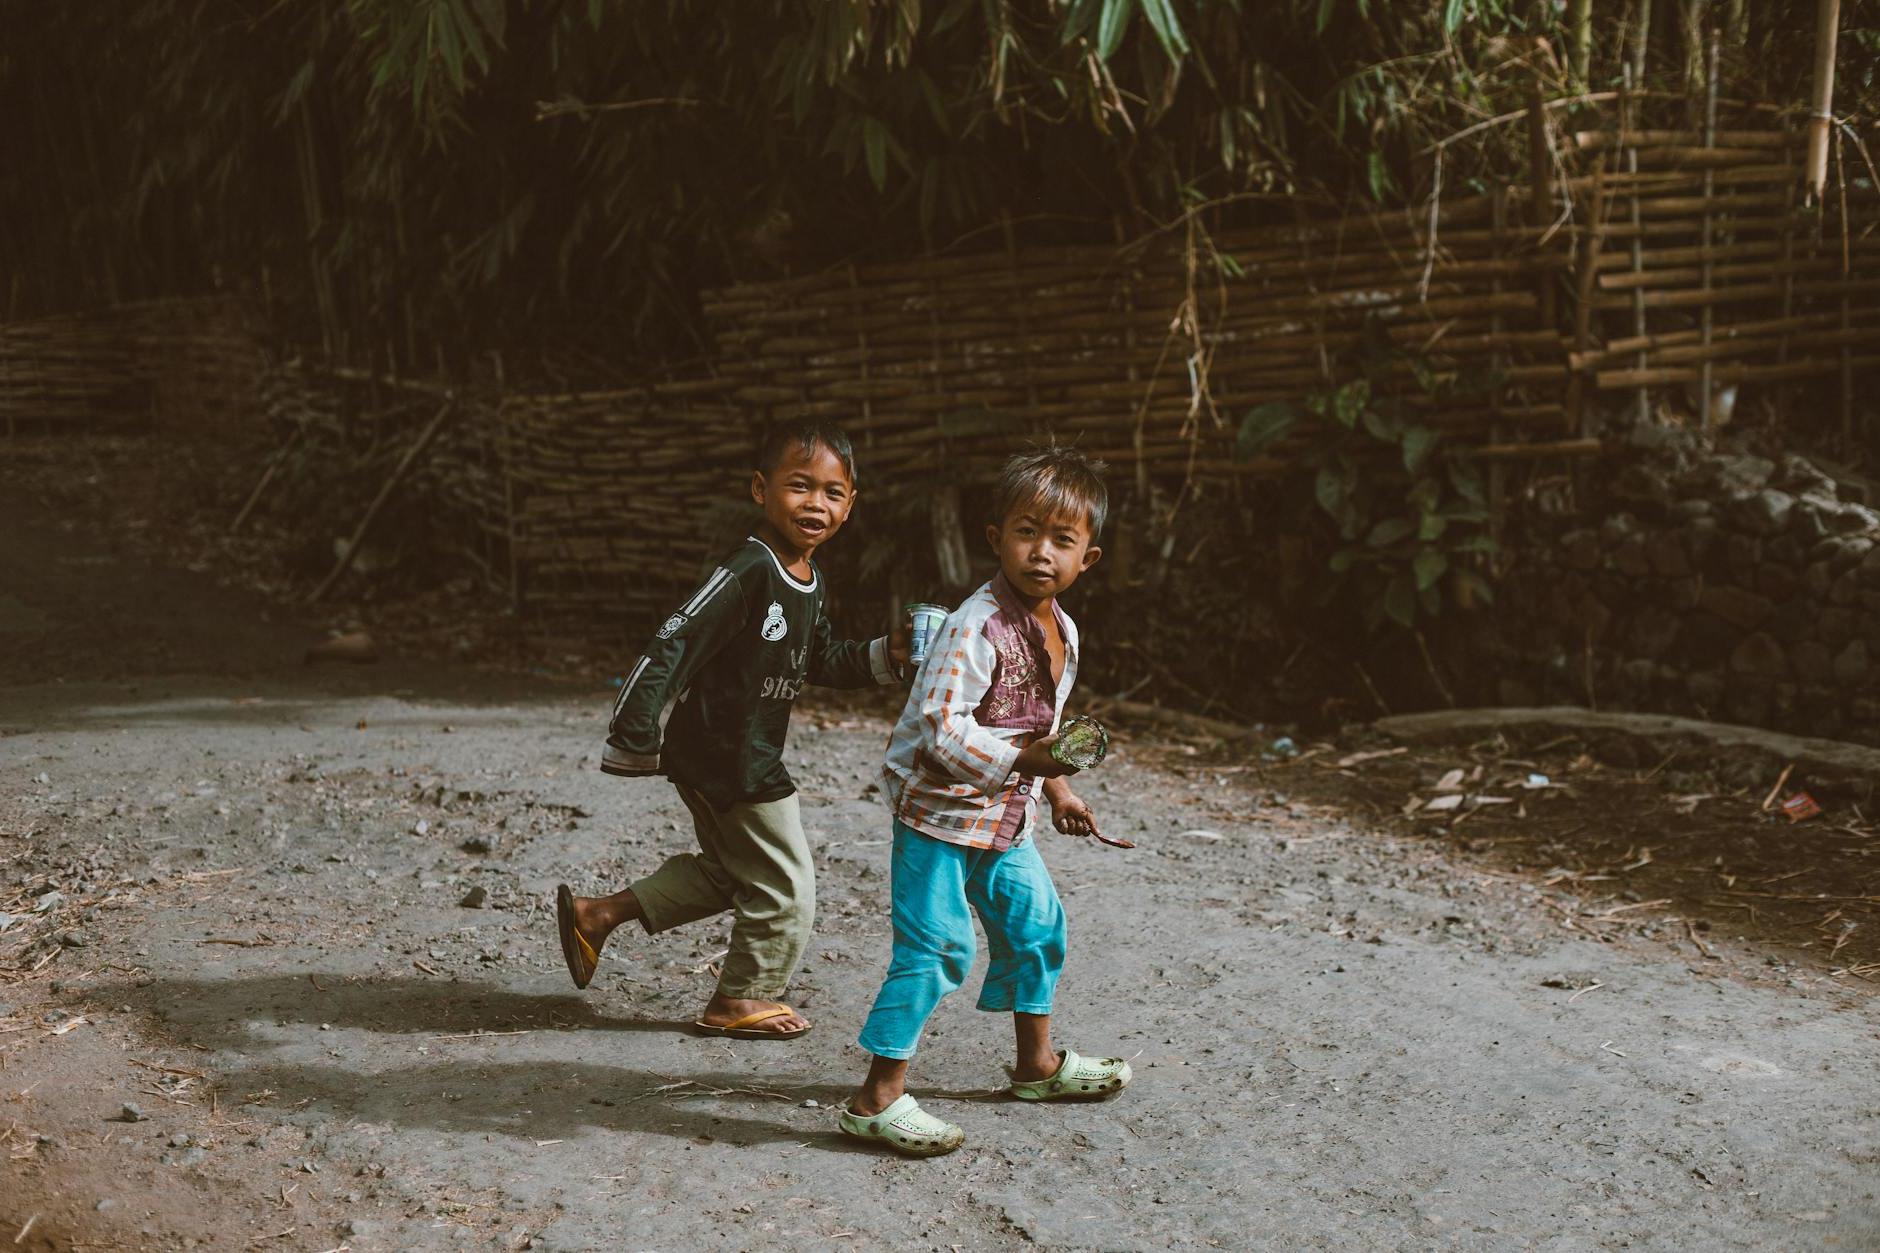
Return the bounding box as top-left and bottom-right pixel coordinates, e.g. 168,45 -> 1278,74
987,503 -> 1101,606
751,440 -> 856,560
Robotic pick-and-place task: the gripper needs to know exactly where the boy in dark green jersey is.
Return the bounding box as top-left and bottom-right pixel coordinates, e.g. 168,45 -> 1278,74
556,423 -> 908,1039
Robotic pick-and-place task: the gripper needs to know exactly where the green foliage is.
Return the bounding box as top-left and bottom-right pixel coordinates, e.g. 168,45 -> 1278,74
2,2 -> 1869,369
1235,318 -> 1501,633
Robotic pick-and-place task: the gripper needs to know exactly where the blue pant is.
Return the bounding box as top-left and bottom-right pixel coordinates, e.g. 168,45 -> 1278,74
857,820 -> 1067,1061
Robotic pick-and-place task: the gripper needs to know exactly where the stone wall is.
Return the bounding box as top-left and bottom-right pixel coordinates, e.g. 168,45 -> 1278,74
1487,440 -> 1880,744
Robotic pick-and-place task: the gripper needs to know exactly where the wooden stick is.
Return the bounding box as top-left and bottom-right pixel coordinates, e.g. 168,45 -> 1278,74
309,399 -> 454,603
229,423 -> 305,534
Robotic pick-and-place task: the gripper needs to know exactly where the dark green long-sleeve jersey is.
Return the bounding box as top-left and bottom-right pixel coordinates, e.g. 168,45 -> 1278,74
602,537 -> 895,810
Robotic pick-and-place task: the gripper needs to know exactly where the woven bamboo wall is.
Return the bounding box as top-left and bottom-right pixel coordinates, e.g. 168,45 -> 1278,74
1566,126 -> 1880,397
700,194 -> 1570,485
0,297 -> 265,435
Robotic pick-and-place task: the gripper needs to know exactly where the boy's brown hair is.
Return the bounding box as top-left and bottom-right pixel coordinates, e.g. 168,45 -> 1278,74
991,446 -> 1109,538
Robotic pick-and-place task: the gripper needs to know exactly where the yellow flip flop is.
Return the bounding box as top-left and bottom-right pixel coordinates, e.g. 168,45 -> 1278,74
556,884 -> 601,989
691,1004 -> 811,1040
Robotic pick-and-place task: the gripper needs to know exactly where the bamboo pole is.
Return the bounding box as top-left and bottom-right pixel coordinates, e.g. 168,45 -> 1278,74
1700,27 -> 1721,428
1570,156 -> 1611,435
1623,67 -> 1651,424
1804,0 -> 1841,203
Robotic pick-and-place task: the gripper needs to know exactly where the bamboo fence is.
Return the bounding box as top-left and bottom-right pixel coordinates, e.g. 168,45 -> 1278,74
3,111 -> 1875,639
0,297 -> 265,436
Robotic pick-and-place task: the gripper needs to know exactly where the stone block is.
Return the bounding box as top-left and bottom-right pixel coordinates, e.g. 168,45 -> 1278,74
1724,684 -> 1771,727
1613,534 -> 1652,578
1625,607 -> 1683,660
1725,534 -> 1763,577
1560,529 -> 1601,571
1686,671 -> 1726,711
1645,532 -> 1689,578
1833,640 -> 1870,685
1792,640 -> 1834,683
1575,595 -> 1613,640
1833,537 -> 1875,572
1729,489 -> 1795,537
1699,584 -> 1773,630
1768,535 -> 1805,566
1755,563 -> 1800,602
1730,631 -> 1788,678
1682,613 -> 1739,666
1820,607 -> 1859,648
1831,570 -> 1863,606
1664,576 -> 1704,611
1802,562 -> 1834,600
1770,608 -> 1814,647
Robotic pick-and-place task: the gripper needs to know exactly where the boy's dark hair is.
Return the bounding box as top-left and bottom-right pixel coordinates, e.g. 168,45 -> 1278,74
756,422 -> 856,483
992,446 -> 1109,538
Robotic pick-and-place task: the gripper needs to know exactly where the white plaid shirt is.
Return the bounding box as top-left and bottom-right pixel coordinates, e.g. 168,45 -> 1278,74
880,574 -> 1078,851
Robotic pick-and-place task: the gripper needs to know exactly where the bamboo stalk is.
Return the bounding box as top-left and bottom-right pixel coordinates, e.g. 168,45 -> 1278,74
1805,0 -> 1842,202
1598,351 -> 1880,387
1700,28 -> 1721,429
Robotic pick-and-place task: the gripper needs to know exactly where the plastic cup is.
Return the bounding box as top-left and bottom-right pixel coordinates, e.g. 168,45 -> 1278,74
906,603 -> 949,667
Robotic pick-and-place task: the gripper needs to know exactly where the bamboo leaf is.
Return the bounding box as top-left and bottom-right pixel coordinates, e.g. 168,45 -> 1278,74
1138,0 -> 1189,58
862,116 -> 890,190
1097,0 -> 1134,61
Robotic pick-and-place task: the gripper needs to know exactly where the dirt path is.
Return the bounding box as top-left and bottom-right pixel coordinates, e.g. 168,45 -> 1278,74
2,492 -> 1877,1251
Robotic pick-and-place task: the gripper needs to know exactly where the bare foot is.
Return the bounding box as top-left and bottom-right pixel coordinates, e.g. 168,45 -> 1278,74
697,992 -> 810,1034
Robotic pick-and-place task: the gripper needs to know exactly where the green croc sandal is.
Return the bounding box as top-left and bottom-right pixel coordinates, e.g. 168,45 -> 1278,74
1009,1048 -> 1133,1101
838,1094 -> 965,1158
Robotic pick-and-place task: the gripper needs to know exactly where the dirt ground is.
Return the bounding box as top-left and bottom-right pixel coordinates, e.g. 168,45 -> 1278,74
2,444 -> 1879,1251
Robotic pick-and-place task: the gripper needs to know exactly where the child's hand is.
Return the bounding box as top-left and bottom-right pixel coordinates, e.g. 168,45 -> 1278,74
1014,735 -> 1075,779
1051,789 -> 1099,836
888,619 -> 913,676
1049,789 -> 1135,848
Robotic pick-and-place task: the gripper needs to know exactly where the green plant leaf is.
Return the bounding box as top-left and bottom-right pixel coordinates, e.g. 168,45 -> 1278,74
1419,584 -> 1443,616
1097,0 -> 1134,60
1455,569 -> 1497,605
1316,0 -> 1337,35
1138,0 -> 1190,58
862,117 -> 889,191
1450,533 -> 1500,554
1418,513 -> 1448,541
1362,407 -> 1403,443
1329,547 -> 1359,573
1315,467 -> 1347,519
1384,573 -> 1416,627
1366,516 -> 1414,547
1443,0 -> 1466,32
1448,459 -> 1487,506
1413,546 -> 1449,591
1237,401 -> 1297,458
1332,379 -> 1369,428
1402,425 -> 1439,473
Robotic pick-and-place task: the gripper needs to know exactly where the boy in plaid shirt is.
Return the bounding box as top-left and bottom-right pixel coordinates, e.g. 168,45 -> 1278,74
840,447 -> 1133,1157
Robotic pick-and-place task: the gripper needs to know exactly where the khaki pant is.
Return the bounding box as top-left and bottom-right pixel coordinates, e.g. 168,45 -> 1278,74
630,784 -> 813,1000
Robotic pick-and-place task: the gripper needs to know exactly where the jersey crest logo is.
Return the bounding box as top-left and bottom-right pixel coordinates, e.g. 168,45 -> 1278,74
656,613 -> 686,639
760,600 -> 788,642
